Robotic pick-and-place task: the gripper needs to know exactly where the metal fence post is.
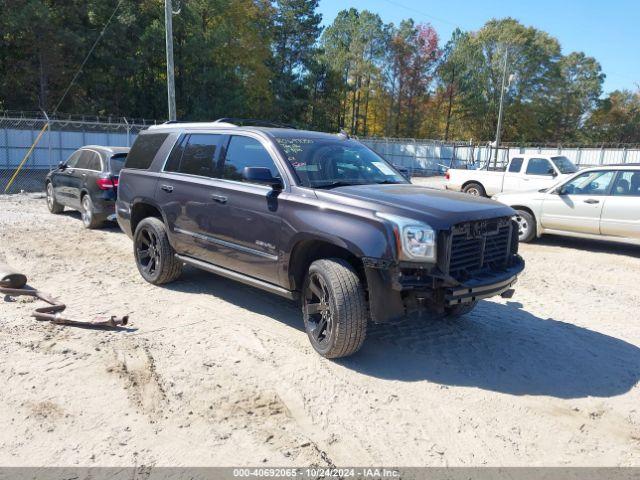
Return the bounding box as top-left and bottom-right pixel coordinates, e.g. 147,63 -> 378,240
42,111 -> 52,171
622,147 -> 628,164
123,117 -> 131,146
4,126 -> 9,170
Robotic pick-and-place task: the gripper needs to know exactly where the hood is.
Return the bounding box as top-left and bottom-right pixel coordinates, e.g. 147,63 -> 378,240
316,184 -> 515,230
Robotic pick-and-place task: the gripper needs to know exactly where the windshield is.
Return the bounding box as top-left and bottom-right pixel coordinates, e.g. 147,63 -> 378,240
551,156 -> 578,174
109,153 -> 127,175
273,135 -> 407,188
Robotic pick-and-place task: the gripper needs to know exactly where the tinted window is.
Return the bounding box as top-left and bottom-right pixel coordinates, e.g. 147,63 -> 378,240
174,134 -> 222,177
526,158 -> 554,176
76,151 -> 99,170
562,170 -> 615,196
222,136 -> 279,182
109,154 -> 127,175
164,135 -> 187,172
66,151 -> 81,168
88,152 -> 102,171
612,171 -> 640,197
125,133 -> 169,170
509,158 -> 524,172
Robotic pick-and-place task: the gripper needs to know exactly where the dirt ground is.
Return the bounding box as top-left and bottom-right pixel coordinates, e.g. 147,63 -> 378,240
1,193 -> 639,467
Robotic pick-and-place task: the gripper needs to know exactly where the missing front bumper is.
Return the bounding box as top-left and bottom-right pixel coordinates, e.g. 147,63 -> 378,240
365,255 -> 525,322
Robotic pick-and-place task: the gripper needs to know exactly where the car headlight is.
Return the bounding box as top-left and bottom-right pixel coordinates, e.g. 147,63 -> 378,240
376,213 -> 437,262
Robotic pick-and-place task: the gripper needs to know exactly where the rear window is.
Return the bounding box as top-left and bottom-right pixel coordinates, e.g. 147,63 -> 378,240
125,133 -> 169,170
509,158 -> 524,172
109,153 -> 127,175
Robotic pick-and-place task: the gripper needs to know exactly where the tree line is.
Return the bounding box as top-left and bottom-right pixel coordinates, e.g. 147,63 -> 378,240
1,0 -> 638,143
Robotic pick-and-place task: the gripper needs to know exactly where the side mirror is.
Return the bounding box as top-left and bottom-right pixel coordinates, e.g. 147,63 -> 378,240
242,167 -> 283,190
58,162 -> 67,170
548,167 -> 558,177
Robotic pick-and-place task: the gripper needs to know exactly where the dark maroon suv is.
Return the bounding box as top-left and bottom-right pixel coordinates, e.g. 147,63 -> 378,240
116,120 -> 524,358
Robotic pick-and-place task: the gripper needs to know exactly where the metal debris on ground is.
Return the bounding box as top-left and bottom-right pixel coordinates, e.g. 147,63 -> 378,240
0,261 -> 129,329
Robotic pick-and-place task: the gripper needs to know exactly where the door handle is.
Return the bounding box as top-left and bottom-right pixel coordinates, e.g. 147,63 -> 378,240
583,199 -> 600,204
160,184 -> 174,193
210,194 -> 227,204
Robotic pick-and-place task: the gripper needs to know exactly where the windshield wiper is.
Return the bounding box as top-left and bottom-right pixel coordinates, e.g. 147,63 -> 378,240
374,180 -> 404,185
312,181 -> 366,189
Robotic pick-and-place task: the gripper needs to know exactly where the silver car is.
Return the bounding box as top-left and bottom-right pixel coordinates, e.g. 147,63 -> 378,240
492,165 -> 640,245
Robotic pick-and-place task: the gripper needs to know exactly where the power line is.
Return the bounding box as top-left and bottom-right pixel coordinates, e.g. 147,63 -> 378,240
376,0 -> 459,28
52,0 -> 125,114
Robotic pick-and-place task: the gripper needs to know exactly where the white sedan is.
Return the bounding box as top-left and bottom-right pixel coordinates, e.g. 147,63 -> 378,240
492,165 -> 640,245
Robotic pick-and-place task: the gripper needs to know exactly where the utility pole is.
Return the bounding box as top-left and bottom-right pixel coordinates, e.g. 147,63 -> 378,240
493,47 -> 509,166
164,0 -> 176,121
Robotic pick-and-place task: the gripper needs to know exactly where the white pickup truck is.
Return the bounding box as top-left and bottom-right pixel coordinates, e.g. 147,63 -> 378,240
445,155 -> 579,197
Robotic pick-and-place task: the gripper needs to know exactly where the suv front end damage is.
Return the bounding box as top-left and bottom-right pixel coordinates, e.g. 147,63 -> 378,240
364,217 -> 525,323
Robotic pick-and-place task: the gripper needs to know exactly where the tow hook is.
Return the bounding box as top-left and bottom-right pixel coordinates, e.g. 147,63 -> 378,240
500,288 -> 516,299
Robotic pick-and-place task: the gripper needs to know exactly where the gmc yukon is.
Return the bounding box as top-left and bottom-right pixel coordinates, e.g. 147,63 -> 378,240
116,120 -> 525,358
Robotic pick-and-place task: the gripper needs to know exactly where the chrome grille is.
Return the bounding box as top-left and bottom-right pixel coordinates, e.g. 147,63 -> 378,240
448,218 -> 512,280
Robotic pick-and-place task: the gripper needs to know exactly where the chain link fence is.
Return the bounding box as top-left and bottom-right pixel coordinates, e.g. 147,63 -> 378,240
359,137 -> 640,176
2,113 -> 639,194
0,113 -> 152,194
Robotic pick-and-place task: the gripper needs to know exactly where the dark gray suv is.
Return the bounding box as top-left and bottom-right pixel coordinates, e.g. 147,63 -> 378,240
117,120 -> 524,358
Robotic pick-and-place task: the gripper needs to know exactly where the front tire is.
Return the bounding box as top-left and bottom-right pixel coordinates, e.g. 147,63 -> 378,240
81,194 -> 103,229
133,217 -> 182,285
302,258 -> 367,359
46,182 -> 64,214
462,182 -> 486,197
514,209 -> 536,243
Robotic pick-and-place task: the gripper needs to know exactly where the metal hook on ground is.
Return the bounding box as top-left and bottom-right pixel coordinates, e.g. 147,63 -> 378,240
0,262 -> 129,330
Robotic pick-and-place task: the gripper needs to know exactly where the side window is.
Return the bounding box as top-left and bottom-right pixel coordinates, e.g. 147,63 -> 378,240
222,136 -> 279,182
75,151 -> 93,169
612,171 -> 640,197
66,151 -> 81,168
508,158 -> 524,172
176,134 -> 222,177
87,152 -> 102,171
526,158 -> 554,176
164,135 -> 187,173
125,133 -> 169,170
561,170 -> 615,196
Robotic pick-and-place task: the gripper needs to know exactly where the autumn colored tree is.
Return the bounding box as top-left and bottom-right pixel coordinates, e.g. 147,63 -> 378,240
0,4 -> 635,143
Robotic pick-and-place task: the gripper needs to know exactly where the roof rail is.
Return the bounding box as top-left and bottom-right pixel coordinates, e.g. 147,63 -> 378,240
148,120 -> 237,130
214,118 -> 297,129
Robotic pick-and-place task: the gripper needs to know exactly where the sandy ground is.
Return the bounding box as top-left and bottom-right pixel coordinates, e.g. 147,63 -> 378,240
1,193 -> 639,467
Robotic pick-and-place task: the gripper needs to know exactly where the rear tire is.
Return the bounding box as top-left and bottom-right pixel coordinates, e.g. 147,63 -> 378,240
81,194 -> 103,229
462,182 -> 486,197
302,258 -> 367,359
133,217 -> 183,285
46,182 -> 64,214
445,301 -> 478,318
514,209 -> 536,243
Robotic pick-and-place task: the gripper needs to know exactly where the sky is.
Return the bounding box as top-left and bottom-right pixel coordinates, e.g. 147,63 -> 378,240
317,0 -> 640,95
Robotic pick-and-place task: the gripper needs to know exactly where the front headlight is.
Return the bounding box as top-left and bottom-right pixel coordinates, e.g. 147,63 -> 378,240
376,213 -> 437,262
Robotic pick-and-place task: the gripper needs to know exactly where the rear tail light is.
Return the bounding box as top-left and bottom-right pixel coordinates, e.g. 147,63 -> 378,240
96,176 -> 118,190
444,170 -> 450,180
